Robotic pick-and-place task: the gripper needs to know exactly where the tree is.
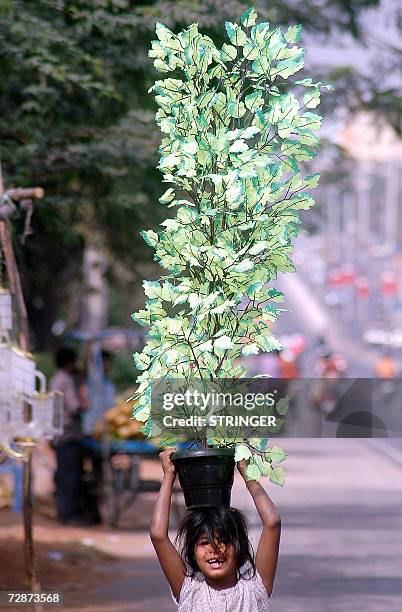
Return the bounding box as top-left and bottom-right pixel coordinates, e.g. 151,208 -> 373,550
3,0 -> 400,350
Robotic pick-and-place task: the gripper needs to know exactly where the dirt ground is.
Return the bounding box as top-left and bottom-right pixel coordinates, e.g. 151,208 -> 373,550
0,536 -> 119,592
0,502 -> 168,611
0,456 -> 181,611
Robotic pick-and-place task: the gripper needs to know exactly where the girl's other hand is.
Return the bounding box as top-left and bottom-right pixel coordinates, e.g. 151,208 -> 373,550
159,448 -> 177,475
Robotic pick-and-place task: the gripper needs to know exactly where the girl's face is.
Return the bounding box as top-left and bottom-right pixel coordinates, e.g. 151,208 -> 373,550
194,533 -> 237,583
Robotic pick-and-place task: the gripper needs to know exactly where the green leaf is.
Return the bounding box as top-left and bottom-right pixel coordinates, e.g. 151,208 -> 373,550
257,459 -> 272,477
131,309 -> 150,327
284,24 -> 302,43
155,22 -> 174,43
143,280 -> 161,299
270,467 -> 285,486
214,329 -> 231,338
303,173 -> 320,188
234,259 -> 254,273
240,8 -> 258,28
300,112 -> 322,130
234,444 -> 252,462
198,340 -> 213,352
141,230 -> 159,247
251,56 -> 270,74
227,100 -> 246,118
256,334 -> 282,352
242,343 -> 259,356
229,139 -> 248,153
221,43 -> 237,61
246,463 -> 261,482
214,335 -> 234,351
246,282 -> 263,296
242,42 -> 259,60
242,126 -> 261,139
183,140 -> 198,154
245,91 -> 264,111
295,78 -> 315,87
159,152 -> 181,168
303,88 -> 320,108
132,403 -> 151,422
288,192 -> 315,210
265,446 -> 287,464
249,241 -> 268,255
267,289 -> 285,302
273,56 -> 304,79
154,59 -> 171,72
133,352 -> 151,371
249,438 -> 268,451
276,397 -> 290,415
225,22 -> 247,46
250,22 -> 271,44
159,188 -> 175,204
210,300 -> 236,314
203,352 -> 219,371
165,318 -> 183,334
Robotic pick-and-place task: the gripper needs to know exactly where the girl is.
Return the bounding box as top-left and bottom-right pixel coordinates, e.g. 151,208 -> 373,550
150,448 -> 281,611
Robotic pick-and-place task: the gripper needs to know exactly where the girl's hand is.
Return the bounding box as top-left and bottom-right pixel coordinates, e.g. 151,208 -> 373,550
159,448 -> 177,476
237,459 -> 249,481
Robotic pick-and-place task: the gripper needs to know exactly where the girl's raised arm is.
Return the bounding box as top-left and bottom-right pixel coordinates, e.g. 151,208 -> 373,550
238,460 -> 281,597
150,448 -> 186,600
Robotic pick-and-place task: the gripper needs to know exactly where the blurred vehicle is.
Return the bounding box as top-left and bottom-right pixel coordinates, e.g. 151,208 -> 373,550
364,328 -> 402,349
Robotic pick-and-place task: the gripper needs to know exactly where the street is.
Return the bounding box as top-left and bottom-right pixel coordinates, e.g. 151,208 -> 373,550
51,439 -> 402,611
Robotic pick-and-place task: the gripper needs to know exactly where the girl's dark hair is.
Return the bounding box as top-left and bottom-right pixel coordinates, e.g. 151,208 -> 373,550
176,506 -> 255,579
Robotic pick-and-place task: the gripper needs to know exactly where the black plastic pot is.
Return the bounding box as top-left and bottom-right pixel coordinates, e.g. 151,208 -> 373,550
172,448 -> 235,508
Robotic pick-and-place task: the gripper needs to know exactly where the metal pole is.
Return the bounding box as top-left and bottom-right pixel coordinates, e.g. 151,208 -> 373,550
0,161 -> 43,611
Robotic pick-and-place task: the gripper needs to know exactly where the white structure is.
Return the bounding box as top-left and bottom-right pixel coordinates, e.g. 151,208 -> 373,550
0,288 -> 12,330
0,289 -> 63,443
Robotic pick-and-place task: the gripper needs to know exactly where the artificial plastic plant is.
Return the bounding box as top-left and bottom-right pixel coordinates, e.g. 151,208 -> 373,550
131,7 -> 330,484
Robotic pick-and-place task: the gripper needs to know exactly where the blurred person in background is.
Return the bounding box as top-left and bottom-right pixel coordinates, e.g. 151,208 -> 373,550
81,349 -> 117,524
374,351 -> 399,410
375,351 -> 397,379
311,348 -> 348,416
50,347 -> 91,525
278,349 -> 300,379
314,349 -> 348,379
81,350 -> 116,436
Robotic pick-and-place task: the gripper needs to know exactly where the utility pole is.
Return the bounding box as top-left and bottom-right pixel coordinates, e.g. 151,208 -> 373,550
326,186 -> 340,264
356,163 -> 371,248
384,162 -> 399,251
0,161 -> 44,609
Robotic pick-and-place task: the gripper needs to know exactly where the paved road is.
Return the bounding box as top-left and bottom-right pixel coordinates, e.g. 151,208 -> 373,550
62,439 -> 402,611
61,271 -> 402,611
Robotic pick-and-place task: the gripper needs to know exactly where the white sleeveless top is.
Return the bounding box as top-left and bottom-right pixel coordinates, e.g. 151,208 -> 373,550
172,569 -> 270,611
